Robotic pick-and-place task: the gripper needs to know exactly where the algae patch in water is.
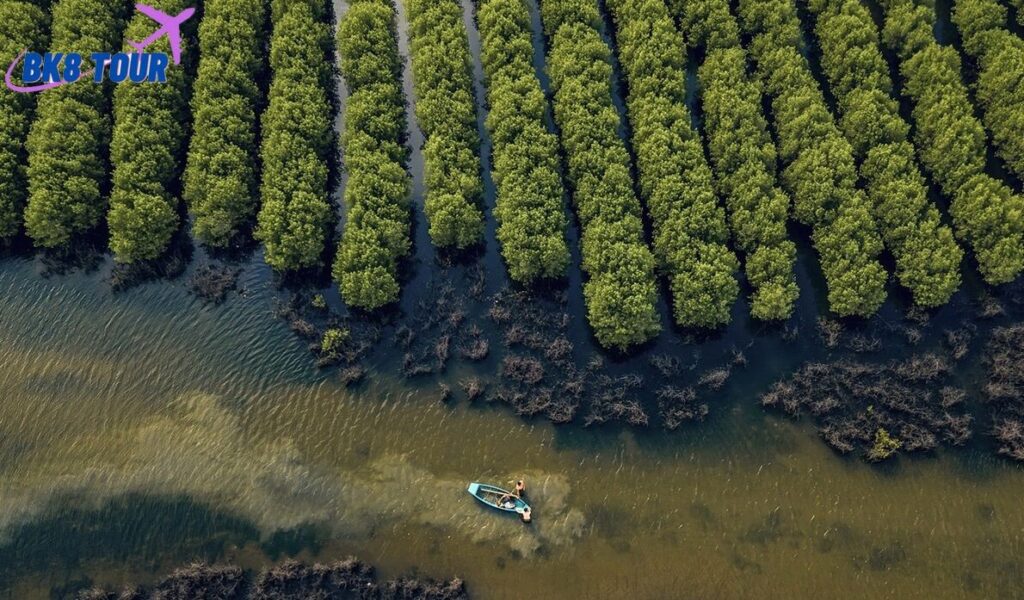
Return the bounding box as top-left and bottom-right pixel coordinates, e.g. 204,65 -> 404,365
0,391 -> 586,559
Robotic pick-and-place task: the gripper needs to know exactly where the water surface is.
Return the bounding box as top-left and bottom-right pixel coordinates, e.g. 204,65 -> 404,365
0,257 -> 1022,600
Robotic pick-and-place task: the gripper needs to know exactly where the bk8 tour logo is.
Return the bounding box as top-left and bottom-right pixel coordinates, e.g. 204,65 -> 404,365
5,3 -> 194,93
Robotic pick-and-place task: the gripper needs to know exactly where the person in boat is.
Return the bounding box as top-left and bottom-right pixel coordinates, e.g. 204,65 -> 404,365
498,479 -> 526,505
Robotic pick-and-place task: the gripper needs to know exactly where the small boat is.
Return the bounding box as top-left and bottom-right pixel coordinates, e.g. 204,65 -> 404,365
467,482 -> 530,516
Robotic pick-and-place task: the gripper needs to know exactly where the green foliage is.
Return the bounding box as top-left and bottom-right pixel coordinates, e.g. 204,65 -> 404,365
868,427 -> 901,461
405,0 -> 484,249
476,0 -> 569,282
332,0 -> 411,310
108,0 -> 191,263
321,327 -> 350,355
256,0 -> 333,271
607,0 -> 739,329
677,0 -> 798,321
808,0 -> 962,308
880,0 -> 1024,285
0,2 -> 48,242
952,0 -> 1024,182
183,0 -> 265,247
737,0 -> 888,317
311,293 -> 327,310
674,0 -> 739,51
24,0 -> 127,248
539,0 -> 661,349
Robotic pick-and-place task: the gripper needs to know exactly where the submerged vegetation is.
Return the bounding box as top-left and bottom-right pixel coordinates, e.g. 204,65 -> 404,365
333,0 -> 412,310
78,559 -> 468,599
984,325 -> 1024,460
763,353 -> 973,460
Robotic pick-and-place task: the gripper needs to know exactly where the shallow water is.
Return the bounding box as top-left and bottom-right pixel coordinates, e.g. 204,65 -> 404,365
0,251 -> 1022,600
2,0 -> 1024,598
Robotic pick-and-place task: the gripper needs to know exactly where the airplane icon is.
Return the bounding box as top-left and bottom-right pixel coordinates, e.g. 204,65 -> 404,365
128,3 -> 195,65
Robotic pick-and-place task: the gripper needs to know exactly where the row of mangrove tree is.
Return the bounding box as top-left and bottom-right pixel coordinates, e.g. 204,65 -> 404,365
538,0 -> 661,349
807,0 -> 964,308
951,0 -> 1024,182
737,0 -> 889,318
675,0 -> 800,321
108,0 -> 192,263
879,0 -> 1024,285
184,0 -> 266,248
606,0 -> 740,329
255,0 -> 334,271
0,0 -> 50,242
475,0 -> 570,283
405,0 -> 485,249
332,0 -> 412,310
24,0 -> 127,248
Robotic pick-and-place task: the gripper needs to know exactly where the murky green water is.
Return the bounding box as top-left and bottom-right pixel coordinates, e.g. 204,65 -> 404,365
0,254 -> 1022,600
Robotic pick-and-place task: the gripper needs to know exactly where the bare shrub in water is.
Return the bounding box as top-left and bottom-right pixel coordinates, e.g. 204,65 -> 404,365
698,367 -> 732,390
657,386 -> 707,430
763,353 -> 973,459
81,558 -> 469,599
339,365 -> 366,387
817,317 -> 844,348
944,326 -> 975,361
502,355 -> 545,385
188,264 -> 241,304
984,325 -> 1024,460
585,374 -> 648,427
460,378 -> 485,401
649,353 -> 682,377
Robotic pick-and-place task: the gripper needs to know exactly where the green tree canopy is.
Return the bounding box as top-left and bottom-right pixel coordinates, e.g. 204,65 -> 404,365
952,0 -> 1024,182
108,0 -> 192,263
539,0 -> 661,349
25,0 -> 128,248
880,0 -> 1024,284
476,0 -> 569,283
676,0 -> 799,321
737,0 -> 888,317
807,0 -> 962,307
183,0 -> 265,248
0,1 -> 49,242
332,0 -> 412,310
607,0 -> 739,328
255,0 -> 334,271
405,0 -> 484,249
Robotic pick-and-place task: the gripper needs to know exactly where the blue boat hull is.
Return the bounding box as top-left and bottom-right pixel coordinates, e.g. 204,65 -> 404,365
467,482 -> 530,514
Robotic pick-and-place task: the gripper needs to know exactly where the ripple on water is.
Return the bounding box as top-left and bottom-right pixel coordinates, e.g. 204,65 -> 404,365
3,241 -> 1024,598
